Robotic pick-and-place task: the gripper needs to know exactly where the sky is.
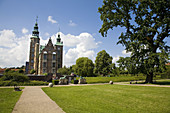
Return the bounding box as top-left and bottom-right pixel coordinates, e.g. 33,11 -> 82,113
1,0 -> 168,68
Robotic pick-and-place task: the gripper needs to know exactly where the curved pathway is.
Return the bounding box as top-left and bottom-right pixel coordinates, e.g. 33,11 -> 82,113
12,86 -> 65,113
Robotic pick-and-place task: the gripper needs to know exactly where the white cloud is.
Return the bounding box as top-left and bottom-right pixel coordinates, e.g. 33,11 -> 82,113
48,16 -> 57,24
112,56 -> 120,63
0,29 -> 100,68
0,29 -> 30,67
68,20 -> 77,26
51,32 -> 100,67
45,32 -> 50,37
22,28 -> 28,34
122,50 -> 131,55
0,29 -> 16,48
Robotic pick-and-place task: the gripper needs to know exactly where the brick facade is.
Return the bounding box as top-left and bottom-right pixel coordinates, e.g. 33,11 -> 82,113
28,21 -> 63,75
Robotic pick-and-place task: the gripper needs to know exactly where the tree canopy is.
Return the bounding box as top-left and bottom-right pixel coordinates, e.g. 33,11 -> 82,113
57,66 -> 71,75
94,50 -> 113,76
74,57 -> 94,77
117,57 -> 137,75
99,0 -> 170,83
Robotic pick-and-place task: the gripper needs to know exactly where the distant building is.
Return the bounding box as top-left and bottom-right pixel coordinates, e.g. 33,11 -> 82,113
28,19 -> 63,75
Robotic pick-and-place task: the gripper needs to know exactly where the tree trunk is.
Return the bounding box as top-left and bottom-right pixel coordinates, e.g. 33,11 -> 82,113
145,72 -> 153,83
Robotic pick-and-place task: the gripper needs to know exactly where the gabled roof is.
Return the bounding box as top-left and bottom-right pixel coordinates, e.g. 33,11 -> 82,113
40,45 -> 45,52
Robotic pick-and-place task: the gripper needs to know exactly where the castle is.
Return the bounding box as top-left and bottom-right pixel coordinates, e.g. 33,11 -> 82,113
27,20 -> 63,75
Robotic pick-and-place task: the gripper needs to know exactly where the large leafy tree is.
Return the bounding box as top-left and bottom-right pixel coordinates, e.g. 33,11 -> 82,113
94,50 -> 113,76
98,0 -> 169,83
74,57 -> 94,77
117,57 -> 137,75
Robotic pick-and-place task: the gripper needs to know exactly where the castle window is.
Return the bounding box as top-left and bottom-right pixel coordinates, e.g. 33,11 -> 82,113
52,69 -> 56,74
58,51 -> 60,55
52,54 -> 56,60
58,64 -> 61,69
58,58 -> 61,62
31,59 -> 34,63
43,69 -> 46,73
43,62 -> 47,68
32,48 -> 34,52
44,51 -> 47,54
52,63 -> 55,67
43,54 -> 47,60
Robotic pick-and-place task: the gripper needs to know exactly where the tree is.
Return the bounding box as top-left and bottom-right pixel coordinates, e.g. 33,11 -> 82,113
18,69 -> 24,73
5,68 -> 11,73
110,63 -> 120,76
94,50 -> 112,76
74,57 -> 94,77
57,66 -> 70,75
98,0 -> 169,83
117,57 -> 137,75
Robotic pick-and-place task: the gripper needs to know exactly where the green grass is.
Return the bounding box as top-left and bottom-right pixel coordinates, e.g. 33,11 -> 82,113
43,85 -> 170,113
84,76 -> 147,84
0,88 -> 23,113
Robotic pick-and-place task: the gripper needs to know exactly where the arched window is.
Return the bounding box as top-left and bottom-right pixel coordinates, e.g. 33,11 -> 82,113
52,52 -> 56,60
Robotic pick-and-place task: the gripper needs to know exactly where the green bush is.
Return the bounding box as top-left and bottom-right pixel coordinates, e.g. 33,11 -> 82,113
1,71 -> 29,82
0,80 -> 48,86
30,69 -> 36,74
52,80 -> 59,85
75,80 -> 79,84
18,69 -> 24,73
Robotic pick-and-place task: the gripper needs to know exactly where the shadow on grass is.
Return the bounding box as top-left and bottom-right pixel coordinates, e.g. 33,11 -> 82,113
152,81 -> 170,85
134,80 -> 170,85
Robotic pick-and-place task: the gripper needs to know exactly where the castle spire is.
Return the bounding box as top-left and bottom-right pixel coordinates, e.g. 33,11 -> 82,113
36,16 -> 38,23
32,17 -> 39,38
57,33 -> 61,43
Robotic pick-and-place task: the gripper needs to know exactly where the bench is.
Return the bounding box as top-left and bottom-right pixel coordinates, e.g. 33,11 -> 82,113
14,85 -> 22,91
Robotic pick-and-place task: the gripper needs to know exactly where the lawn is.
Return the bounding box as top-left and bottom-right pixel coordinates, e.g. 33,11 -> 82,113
132,79 -> 170,85
84,76 -> 149,84
43,85 -> 170,113
0,88 -> 23,113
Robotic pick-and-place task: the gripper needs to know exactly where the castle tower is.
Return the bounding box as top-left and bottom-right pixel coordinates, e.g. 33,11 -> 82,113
55,32 -> 63,69
28,18 -> 40,74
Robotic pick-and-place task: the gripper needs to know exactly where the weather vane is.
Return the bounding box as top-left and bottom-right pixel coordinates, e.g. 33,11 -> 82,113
36,16 -> 38,23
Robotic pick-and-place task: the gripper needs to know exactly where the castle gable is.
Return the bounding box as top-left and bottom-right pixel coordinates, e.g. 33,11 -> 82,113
28,20 -> 63,75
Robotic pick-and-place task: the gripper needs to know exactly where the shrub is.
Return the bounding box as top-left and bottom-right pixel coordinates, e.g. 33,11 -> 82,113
18,69 -> 24,73
30,69 -> 36,74
43,73 -> 48,76
1,71 -> 29,82
0,80 -> 48,86
52,80 -> 59,85
73,80 -> 79,84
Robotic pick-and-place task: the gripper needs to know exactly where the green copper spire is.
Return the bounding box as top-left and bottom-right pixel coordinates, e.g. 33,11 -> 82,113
56,31 -> 63,46
57,32 -> 61,42
32,16 -> 39,38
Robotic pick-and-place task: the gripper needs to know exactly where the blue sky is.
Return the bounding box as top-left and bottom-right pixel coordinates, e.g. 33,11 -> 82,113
1,0 -> 168,68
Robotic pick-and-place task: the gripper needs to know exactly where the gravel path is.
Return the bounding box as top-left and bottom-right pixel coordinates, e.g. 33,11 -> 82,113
12,86 -> 65,113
